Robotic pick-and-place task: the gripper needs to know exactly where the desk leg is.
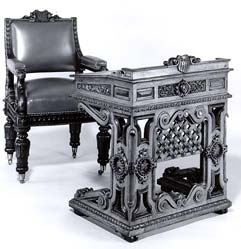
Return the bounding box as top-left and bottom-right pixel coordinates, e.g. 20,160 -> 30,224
97,125 -> 111,175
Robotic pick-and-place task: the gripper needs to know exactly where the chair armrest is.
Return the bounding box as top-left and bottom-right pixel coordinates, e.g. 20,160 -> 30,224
7,58 -> 26,77
80,55 -> 107,72
7,59 -> 27,114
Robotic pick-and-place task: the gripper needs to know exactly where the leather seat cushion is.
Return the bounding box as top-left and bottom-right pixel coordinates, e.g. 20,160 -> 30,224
26,77 -> 79,114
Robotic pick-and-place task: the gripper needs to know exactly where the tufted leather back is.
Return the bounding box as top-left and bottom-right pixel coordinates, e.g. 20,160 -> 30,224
8,16 -> 79,73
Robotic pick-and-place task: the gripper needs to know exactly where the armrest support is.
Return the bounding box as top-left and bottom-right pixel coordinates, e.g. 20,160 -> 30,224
7,58 -> 26,77
80,55 -> 107,72
6,59 -> 27,115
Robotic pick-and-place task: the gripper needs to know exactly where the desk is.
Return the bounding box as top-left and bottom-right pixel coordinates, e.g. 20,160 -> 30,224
69,55 -> 232,242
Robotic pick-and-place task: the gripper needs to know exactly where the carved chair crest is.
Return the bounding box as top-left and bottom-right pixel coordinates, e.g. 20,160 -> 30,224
22,10 -> 60,22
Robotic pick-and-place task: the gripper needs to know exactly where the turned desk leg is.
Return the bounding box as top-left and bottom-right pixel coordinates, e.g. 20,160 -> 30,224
15,129 -> 30,183
97,125 -> 111,175
69,123 -> 82,158
4,117 -> 16,165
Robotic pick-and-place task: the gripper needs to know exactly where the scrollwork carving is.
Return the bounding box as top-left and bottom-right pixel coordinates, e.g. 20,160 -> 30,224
156,109 -> 205,161
163,55 -> 201,73
156,185 -> 205,212
74,187 -> 110,210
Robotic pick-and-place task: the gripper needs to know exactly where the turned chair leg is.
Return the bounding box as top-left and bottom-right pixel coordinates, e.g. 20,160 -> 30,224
96,125 -> 111,175
4,117 -> 16,165
15,129 -> 30,183
69,123 -> 82,158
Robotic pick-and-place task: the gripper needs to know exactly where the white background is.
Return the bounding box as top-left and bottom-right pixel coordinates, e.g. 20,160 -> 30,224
0,0 -> 241,248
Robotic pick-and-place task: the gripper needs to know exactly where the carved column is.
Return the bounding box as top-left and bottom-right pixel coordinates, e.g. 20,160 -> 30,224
69,122 -> 82,158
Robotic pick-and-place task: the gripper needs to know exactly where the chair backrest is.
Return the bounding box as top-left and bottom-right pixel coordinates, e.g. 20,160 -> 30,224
5,10 -> 82,73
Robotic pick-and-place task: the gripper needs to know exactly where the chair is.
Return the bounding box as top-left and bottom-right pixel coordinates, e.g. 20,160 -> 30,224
4,10 -> 111,183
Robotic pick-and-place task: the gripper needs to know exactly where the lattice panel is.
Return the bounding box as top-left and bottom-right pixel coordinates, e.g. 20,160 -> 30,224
156,117 -> 202,161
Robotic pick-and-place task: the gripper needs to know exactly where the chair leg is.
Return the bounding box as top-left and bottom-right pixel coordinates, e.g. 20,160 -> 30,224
15,129 -> 30,184
4,117 -> 16,165
96,125 -> 111,175
69,123 -> 82,158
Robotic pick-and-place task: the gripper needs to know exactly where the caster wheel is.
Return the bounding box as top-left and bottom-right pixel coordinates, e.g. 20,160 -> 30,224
18,173 -> 25,184
72,147 -> 77,159
7,154 -> 13,165
98,169 -> 104,175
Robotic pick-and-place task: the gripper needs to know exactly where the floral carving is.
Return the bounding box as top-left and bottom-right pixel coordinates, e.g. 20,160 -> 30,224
159,79 -> 206,98
135,148 -> 156,184
110,147 -> 128,183
77,83 -> 111,96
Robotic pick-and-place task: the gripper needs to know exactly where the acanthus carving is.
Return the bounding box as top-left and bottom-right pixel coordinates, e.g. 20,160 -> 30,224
77,83 -> 111,96
205,133 -> 227,168
158,79 -> 206,98
22,10 -> 60,22
163,55 -> 201,73
110,147 -> 128,183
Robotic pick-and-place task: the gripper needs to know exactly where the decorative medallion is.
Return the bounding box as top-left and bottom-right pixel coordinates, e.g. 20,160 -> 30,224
22,10 -> 60,22
163,55 -> 201,73
205,134 -> 227,167
175,79 -> 191,97
135,148 -> 156,184
110,147 -> 128,183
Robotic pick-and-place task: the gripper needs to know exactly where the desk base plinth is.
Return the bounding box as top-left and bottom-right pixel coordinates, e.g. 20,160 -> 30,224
69,189 -> 231,242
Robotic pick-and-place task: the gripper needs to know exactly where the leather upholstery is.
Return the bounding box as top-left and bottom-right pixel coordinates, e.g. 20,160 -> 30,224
11,20 -> 77,73
25,77 -> 80,114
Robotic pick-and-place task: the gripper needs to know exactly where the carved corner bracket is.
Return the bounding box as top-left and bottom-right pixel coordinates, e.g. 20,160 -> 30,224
163,55 -> 201,73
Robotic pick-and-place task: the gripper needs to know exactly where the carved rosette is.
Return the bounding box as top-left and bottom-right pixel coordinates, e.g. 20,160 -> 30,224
163,55 -> 201,73
135,148 -> 156,184
110,147 -> 128,183
175,79 -> 191,97
22,10 -> 60,22
205,134 -> 227,168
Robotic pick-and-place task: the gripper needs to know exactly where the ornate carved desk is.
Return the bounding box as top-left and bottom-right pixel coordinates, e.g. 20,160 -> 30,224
69,56 -> 232,242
